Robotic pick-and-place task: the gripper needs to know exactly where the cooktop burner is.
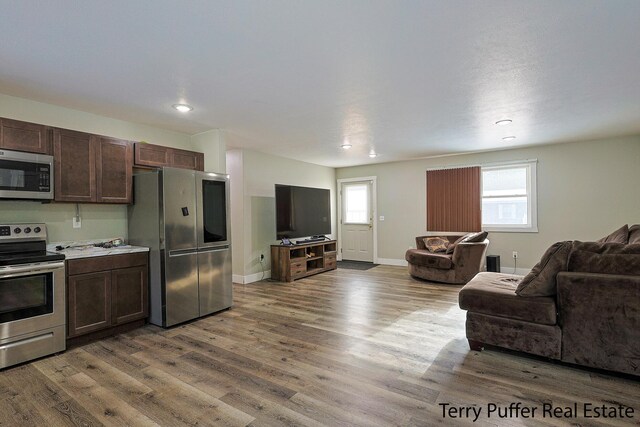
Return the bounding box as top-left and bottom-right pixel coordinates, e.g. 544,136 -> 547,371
0,223 -> 65,267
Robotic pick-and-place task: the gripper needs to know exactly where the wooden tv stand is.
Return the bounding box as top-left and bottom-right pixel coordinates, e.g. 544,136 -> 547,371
271,240 -> 337,282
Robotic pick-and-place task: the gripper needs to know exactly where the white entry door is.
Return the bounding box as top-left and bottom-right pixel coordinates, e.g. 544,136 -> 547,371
340,180 -> 374,262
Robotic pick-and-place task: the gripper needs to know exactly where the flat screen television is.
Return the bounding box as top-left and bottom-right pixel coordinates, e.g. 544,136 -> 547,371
275,184 -> 331,239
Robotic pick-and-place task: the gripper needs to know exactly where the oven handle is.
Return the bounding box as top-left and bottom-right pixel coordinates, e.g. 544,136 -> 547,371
0,261 -> 65,278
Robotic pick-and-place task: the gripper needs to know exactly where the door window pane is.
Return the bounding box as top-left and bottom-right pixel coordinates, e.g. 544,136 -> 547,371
202,180 -> 227,243
344,184 -> 369,224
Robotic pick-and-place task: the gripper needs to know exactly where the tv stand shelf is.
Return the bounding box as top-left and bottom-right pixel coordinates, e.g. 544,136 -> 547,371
271,240 -> 337,282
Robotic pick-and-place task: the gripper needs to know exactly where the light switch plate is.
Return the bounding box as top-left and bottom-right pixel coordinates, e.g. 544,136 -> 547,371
379,216 -> 385,221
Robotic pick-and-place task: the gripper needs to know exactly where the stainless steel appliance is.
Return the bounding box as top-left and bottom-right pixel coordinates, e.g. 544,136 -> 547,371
128,168 -> 232,327
0,149 -> 53,200
0,223 -> 66,369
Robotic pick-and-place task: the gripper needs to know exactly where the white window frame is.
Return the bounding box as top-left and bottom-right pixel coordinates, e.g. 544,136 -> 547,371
481,160 -> 538,233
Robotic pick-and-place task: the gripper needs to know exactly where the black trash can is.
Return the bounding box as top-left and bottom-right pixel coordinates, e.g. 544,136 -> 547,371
486,255 -> 500,273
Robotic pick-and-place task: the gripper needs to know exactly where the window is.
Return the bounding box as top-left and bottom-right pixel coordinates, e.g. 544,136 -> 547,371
481,161 -> 537,232
343,183 -> 369,224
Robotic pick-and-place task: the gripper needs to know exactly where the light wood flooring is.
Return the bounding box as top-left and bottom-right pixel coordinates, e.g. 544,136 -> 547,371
1,265 -> 638,426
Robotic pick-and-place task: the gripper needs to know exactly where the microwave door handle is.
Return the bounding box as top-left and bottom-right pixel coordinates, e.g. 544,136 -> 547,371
0,261 -> 65,278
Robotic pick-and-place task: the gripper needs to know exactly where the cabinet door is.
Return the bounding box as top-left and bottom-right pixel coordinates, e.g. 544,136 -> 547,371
67,271 -> 112,337
170,148 -> 204,171
53,129 -> 96,202
111,266 -> 148,325
96,137 -> 132,203
0,118 -> 50,154
134,142 -> 170,168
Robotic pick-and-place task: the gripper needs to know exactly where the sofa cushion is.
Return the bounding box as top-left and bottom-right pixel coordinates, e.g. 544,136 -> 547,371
569,250 -> 640,276
405,249 -> 453,269
629,225 -> 640,244
423,237 -> 450,253
459,272 -> 557,325
446,231 -> 488,254
597,224 -> 629,243
515,241 -> 572,297
571,241 -> 640,254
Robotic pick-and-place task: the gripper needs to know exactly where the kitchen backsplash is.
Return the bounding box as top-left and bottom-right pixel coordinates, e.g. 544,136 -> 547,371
0,201 -> 127,242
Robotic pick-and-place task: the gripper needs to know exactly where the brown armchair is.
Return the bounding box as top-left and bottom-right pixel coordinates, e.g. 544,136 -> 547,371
405,235 -> 489,284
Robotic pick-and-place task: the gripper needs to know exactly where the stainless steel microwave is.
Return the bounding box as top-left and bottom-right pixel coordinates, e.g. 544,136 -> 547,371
0,149 -> 53,200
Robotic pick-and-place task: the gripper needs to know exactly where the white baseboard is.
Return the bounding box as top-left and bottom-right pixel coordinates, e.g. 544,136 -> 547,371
376,257 -> 408,267
233,270 -> 271,284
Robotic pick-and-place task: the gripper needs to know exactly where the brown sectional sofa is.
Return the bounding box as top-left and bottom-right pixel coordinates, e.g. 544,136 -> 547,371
459,231 -> 640,377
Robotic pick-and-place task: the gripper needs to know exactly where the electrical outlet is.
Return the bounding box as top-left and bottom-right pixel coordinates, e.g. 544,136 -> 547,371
512,251 -> 518,259
72,217 -> 81,229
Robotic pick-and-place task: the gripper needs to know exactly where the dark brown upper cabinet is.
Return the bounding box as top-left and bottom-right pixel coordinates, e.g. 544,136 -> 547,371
0,118 -> 51,154
135,142 -> 204,171
53,129 -> 97,202
54,130 -> 133,203
96,136 -> 133,203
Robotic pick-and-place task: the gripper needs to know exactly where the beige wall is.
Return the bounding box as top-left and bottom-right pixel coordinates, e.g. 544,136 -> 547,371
0,93 -> 223,242
336,136 -> 640,272
226,149 -> 245,275
191,129 -> 226,173
227,148 -> 336,281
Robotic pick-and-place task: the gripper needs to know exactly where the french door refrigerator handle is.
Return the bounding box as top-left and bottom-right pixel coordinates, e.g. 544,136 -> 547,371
168,248 -> 198,257
198,245 -> 230,253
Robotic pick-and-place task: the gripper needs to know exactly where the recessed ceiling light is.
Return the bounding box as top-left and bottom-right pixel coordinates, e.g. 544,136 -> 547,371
172,103 -> 193,113
369,152 -> 378,158
495,119 -> 512,126
502,136 -> 516,141
341,143 -> 352,149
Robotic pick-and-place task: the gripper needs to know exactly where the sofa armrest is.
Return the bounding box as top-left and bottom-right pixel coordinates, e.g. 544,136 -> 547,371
557,272 -> 640,375
452,240 -> 489,267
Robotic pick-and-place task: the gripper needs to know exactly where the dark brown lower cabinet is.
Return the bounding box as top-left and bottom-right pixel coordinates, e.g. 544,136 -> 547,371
66,253 -> 148,341
67,271 -> 112,337
112,266 -> 148,325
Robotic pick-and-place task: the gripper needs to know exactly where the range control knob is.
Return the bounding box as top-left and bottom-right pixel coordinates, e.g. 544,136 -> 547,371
34,227 -> 41,233
13,227 -> 21,234
24,227 -> 32,234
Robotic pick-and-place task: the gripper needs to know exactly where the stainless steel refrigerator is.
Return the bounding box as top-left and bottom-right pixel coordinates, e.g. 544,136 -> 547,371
128,167 -> 232,327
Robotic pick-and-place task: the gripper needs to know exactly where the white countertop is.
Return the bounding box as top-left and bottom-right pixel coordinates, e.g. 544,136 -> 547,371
55,245 -> 149,260
47,240 -> 149,260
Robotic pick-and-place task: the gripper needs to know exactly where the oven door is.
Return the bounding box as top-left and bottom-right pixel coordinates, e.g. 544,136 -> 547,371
0,261 -> 65,340
0,150 -> 53,200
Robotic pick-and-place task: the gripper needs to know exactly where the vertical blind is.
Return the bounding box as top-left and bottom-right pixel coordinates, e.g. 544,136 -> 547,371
426,166 -> 481,232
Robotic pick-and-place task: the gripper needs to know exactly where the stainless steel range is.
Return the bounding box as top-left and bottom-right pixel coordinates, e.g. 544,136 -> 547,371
0,223 -> 66,369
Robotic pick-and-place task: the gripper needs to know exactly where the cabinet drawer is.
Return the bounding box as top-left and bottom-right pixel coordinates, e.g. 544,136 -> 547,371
325,253 -> 337,269
67,252 -> 148,275
290,262 -> 307,276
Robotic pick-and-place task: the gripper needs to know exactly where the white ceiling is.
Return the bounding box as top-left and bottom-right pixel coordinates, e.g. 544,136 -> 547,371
1,1 -> 639,167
